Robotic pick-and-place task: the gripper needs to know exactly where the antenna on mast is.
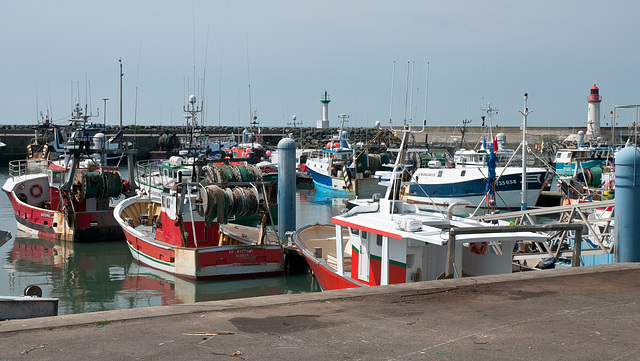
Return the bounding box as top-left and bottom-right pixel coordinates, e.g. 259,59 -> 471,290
480,103 -> 499,141
389,61 -> 395,126
246,34 -> 253,127
408,61 -> 415,125
423,62 -> 429,127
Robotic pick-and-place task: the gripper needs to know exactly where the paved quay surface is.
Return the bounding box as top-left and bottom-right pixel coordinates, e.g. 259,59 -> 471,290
2,263 -> 640,360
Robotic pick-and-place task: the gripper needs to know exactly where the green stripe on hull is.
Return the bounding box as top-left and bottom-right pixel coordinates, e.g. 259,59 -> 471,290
354,246 -> 407,268
127,242 -> 174,268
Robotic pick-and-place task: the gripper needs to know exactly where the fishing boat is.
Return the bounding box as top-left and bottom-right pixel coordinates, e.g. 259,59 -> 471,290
400,165 -> 549,215
293,120 -> 548,291
306,125 -> 386,198
41,104 -> 132,165
400,100 -> 550,215
214,124 -> 275,171
148,96 -> 276,182
555,131 -> 614,182
2,105 -> 136,242
114,178 -> 283,280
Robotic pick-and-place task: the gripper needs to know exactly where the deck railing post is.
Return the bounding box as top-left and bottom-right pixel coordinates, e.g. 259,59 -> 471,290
335,225 -> 344,276
381,236 -> 389,285
445,231 -> 456,278
573,227 -> 582,267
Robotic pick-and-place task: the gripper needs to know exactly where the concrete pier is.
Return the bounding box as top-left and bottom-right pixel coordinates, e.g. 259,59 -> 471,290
2,124 -> 632,163
1,263 -> 639,360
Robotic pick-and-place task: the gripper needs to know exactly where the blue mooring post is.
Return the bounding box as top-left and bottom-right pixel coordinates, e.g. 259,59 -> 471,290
278,138 -> 297,242
614,146 -> 640,263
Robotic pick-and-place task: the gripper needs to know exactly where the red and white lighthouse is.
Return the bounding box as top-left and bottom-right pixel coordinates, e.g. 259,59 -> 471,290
586,84 -> 602,138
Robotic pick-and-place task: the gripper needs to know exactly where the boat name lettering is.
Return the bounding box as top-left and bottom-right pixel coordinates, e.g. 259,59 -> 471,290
40,213 -> 54,218
229,249 -> 255,254
496,179 -> 517,186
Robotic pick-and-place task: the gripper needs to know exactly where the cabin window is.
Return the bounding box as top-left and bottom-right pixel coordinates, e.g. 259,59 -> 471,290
350,227 -> 358,235
360,230 -> 368,240
376,234 -> 383,247
460,170 -> 466,177
437,171 -> 443,177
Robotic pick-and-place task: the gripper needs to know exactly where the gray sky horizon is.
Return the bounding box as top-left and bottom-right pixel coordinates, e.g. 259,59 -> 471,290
2,1 -> 639,132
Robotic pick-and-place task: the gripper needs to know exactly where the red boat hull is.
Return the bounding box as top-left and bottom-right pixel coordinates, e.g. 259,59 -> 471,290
299,252 -> 363,291
7,192 -> 123,242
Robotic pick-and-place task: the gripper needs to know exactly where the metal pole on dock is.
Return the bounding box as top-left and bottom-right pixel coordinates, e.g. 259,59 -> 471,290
615,146 -> 640,263
518,93 -> 532,211
278,137 -> 297,242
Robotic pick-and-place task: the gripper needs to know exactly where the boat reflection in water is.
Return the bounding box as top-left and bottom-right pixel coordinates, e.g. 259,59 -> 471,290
5,233 -> 317,315
6,234 -> 131,315
122,262 -> 317,306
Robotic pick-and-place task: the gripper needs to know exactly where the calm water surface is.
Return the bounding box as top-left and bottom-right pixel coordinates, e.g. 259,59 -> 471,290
0,169 -> 347,315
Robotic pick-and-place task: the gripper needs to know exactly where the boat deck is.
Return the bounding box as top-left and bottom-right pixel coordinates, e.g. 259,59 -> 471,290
131,223 -> 281,246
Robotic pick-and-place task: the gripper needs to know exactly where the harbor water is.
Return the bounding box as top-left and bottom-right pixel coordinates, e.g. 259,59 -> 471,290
0,168 -> 348,316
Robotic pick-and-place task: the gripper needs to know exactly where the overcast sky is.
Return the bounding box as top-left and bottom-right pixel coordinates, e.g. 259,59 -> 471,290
2,1 -> 639,131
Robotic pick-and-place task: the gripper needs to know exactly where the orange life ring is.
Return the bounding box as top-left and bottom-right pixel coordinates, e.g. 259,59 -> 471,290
30,184 -> 43,198
470,242 -> 487,255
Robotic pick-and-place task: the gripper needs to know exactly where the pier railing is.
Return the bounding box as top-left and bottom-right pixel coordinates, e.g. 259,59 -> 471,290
470,200 -> 615,266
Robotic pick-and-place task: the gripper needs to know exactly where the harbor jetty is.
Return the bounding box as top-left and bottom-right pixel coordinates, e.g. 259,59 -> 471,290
0,263 -> 638,359
0,124 -> 629,163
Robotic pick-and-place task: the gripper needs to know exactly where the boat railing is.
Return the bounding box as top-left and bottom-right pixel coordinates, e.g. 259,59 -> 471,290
8,159 -> 48,180
136,159 -> 164,182
470,199 -> 615,265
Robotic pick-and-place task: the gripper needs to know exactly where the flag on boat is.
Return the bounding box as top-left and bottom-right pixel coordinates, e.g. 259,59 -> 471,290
485,146 -> 497,197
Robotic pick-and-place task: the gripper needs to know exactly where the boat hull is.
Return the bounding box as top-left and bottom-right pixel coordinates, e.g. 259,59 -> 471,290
293,224 -> 364,291
403,168 -> 548,214
309,167 -> 385,198
123,229 -> 284,280
6,188 -> 123,243
298,251 -> 362,291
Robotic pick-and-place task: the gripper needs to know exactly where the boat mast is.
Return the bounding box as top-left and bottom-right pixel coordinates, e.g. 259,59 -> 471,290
480,103 -> 499,149
518,93 -> 532,211
423,62 -> 429,126
119,58 -> 123,131
385,61 -> 427,207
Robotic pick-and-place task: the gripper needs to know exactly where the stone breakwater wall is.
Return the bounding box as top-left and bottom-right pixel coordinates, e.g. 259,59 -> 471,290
0,124 -> 596,162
